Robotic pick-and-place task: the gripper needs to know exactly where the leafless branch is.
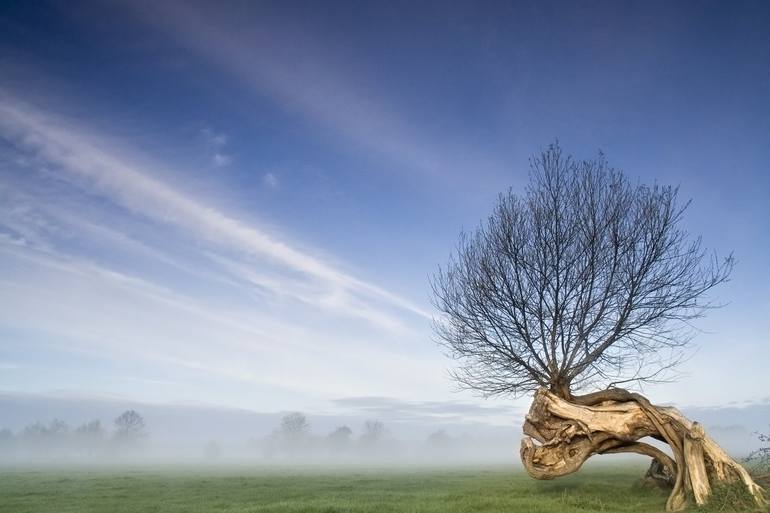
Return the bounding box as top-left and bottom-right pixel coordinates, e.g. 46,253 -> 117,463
430,142 -> 733,398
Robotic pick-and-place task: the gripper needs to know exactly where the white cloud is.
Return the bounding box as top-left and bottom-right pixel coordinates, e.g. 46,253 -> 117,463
200,127 -> 228,148
212,152 -> 231,167
0,238 -> 445,401
0,94 -> 430,328
263,172 -> 278,188
200,127 -> 232,167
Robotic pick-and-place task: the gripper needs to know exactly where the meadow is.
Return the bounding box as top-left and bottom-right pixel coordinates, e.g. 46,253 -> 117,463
0,464 -> 713,513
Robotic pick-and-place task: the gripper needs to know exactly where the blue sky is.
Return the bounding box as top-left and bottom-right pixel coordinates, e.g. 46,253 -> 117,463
0,0 -> 769,427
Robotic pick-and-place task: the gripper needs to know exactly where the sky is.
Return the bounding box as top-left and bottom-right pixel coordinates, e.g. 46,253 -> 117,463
0,0 -> 769,437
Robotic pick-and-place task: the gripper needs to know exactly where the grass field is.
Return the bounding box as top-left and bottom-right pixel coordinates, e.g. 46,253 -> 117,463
0,464 -> 675,513
1,464 -> 766,513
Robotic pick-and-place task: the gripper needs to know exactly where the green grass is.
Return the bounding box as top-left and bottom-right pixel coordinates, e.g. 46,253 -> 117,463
0,463 -> 742,513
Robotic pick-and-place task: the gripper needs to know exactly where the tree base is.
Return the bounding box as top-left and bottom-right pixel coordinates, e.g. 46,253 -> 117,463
520,388 -> 767,511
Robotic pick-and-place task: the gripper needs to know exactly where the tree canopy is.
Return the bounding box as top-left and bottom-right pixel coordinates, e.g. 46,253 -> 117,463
431,143 -> 733,399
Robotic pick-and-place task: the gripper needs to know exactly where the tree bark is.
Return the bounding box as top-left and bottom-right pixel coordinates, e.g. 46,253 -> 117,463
520,388 -> 767,511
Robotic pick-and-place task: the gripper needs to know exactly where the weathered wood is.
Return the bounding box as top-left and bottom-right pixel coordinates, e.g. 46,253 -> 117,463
520,388 -> 767,511
683,423 -> 710,506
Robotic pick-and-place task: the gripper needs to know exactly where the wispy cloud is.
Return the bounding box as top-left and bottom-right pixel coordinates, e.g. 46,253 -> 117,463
200,127 -> 227,148
334,396 -> 517,423
212,152 -> 231,167
200,127 -> 232,168
0,238 -> 442,406
126,2 -> 503,181
0,94 -> 429,328
263,172 -> 278,188
0,89 -> 447,410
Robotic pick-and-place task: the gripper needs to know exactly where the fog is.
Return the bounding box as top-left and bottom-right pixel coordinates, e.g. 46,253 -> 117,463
0,415 -> 519,467
0,393 -> 522,467
1,392 -> 766,468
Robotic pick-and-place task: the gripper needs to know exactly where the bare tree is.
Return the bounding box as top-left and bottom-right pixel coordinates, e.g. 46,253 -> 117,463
433,143 -> 732,399
327,425 -> 353,453
277,412 -> 309,456
359,420 -> 386,451
749,428 -> 770,480
279,412 -> 309,441
431,143 -> 764,511
75,419 -> 104,437
425,429 -> 451,450
75,419 -> 104,457
113,410 -> 146,445
20,421 -> 50,453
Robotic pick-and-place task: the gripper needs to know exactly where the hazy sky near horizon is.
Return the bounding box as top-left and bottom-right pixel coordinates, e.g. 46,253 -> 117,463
0,0 -> 769,425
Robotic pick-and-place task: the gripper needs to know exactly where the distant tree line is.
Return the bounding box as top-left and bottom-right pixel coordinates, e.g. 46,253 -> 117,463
259,413 -> 394,460
0,410 -> 146,460
1,409 -> 496,464
257,413 -> 467,462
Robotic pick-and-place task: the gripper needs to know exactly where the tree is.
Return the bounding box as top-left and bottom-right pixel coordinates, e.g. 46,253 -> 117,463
21,421 -> 49,442
20,421 -> 53,455
113,410 -> 146,445
327,426 -> 353,452
359,420 -> 386,451
277,412 -> 309,456
76,419 -> 104,436
47,418 -> 69,455
424,430 -> 454,461
48,418 -> 69,437
279,412 -> 309,441
425,429 -> 451,450
749,428 -> 770,480
431,143 -> 765,510
75,419 -> 104,456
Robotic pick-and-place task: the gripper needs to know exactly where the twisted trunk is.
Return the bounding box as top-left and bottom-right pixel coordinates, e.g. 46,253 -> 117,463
520,388 -> 767,511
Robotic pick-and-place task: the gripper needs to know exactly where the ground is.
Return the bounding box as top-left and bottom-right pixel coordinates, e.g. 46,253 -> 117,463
0,464 -> 764,512
0,464 -> 654,513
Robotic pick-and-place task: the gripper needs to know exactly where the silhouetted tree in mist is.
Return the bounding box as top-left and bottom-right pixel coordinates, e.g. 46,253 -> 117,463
113,410 -> 146,447
749,428 -> 770,479
425,429 -> 452,450
21,419 -> 69,454
75,419 -> 104,456
76,419 -> 103,436
327,425 -> 353,453
275,412 -> 310,457
359,420 -> 386,452
21,421 -> 48,440
280,412 -> 309,438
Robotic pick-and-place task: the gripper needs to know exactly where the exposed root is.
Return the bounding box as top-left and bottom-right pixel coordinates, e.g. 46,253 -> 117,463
520,388 -> 767,511
645,457 -> 677,488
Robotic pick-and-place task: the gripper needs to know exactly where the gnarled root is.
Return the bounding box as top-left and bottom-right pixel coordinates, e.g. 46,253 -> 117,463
520,388 -> 767,511
645,457 -> 676,487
